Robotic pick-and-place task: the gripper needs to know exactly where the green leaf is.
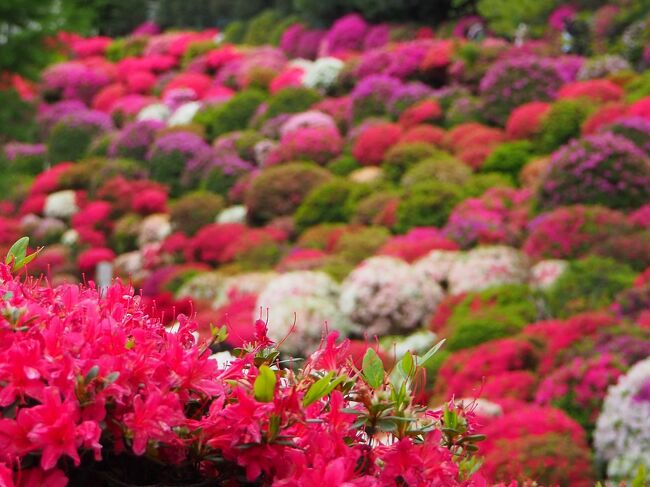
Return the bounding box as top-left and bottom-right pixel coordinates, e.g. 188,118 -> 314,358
362,348 -> 384,389
632,464 -> 647,487
419,339 -> 446,367
85,365 -> 100,382
303,372 -> 334,407
254,365 -> 276,403
105,372 -> 120,384
397,351 -> 415,379
375,419 -> 398,432
14,249 -> 41,272
5,237 -> 28,265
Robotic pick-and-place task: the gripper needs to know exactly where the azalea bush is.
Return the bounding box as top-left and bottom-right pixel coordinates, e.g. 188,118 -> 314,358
0,240 -> 486,486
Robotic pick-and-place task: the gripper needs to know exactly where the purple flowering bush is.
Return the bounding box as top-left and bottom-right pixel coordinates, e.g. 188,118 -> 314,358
602,116 -> 650,155
479,56 -> 563,125
537,133 -> 650,210
349,74 -> 402,123
109,120 -> 164,161
146,131 -> 213,195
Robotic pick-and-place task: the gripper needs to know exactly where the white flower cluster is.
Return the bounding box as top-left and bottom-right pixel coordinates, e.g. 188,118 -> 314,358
413,250 -> 460,286
176,271 -> 225,303
383,329 -> 438,362
301,57 -> 344,91
213,271 -> 278,308
44,190 -> 79,219
216,205 -> 247,224
256,271 -> 354,355
447,246 -> 530,295
137,103 -> 171,123
137,214 -> 171,247
168,101 -> 202,126
594,358 -> 650,481
529,259 -> 568,290
339,256 -> 444,336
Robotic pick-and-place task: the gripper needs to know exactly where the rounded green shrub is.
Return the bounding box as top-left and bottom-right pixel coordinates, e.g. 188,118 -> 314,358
382,142 -> 439,182
193,89 -> 266,140
58,157 -> 142,195
202,167 -> 240,197
105,37 -> 147,62
294,179 -> 367,233
401,156 -> 472,188
538,100 -> 593,153
0,89 -> 37,143
181,40 -> 217,68
334,226 -> 391,265
352,191 -> 400,226
47,120 -> 107,163
394,181 -> 463,233
461,173 -> 515,198
481,141 -> 535,178
446,285 -> 538,352
327,154 -> 362,176
245,162 -> 332,225
243,9 -> 282,45
170,191 -> 225,236
222,20 -> 247,44
544,256 -> 636,318
263,87 -> 322,122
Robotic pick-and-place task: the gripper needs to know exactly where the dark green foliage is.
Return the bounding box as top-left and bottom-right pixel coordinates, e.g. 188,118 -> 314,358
47,122 -> 102,163
245,162 -> 332,225
544,256 -> 636,318
538,100 -> 593,153
334,226 -> 391,264
294,179 -> 359,232
382,143 -> 439,183
477,0 -> 558,37
222,21 -> 247,43
193,90 -> 266,140
461,173 -> 515,198
394,181 -> 463,233
58,157 -> 143,195
181,40 -> 218,68
481,141 -> 535,178
236,243 -> 283,271
243,10 -> 283,45
5,152 -> 46,176
320,225 -> 391,280
202,168 -> 240,197
170,192 -> 225,236
327,155 -> 362,176
625,71 -> 650,102
263,87 -> 322,122
268,15 -> 302,45
0,1 -> 94,76
446,285 -> 538,351
148,151 -> 188,196
0,90 -> 37,143
0,170 -> 32,202
105,37 -> 148,62
293,0 -> 468,24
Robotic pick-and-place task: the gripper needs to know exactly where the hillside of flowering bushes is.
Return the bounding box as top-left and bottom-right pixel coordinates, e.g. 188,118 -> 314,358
2,1 -> 650,485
